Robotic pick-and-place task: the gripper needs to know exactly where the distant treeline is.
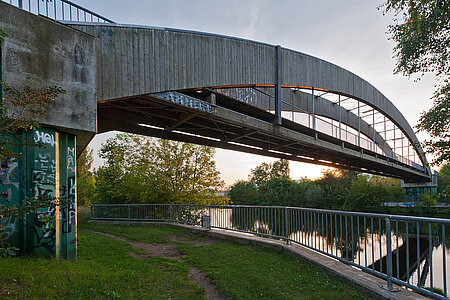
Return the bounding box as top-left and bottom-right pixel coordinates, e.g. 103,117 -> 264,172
228,160 -> 450,212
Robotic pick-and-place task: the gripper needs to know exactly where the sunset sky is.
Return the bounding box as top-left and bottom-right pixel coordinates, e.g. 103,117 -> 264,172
78,0 -> 437,186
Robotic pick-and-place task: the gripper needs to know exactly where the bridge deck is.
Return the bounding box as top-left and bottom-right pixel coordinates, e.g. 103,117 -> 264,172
98,91 -> 429,182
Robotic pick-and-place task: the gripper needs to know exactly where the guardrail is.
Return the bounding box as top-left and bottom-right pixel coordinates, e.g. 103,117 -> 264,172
3,0 -> 115,23
91,203 -> 449,299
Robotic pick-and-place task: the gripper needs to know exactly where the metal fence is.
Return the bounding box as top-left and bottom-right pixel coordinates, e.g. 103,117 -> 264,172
3,0 -> 115,23
91,203 -> 450,299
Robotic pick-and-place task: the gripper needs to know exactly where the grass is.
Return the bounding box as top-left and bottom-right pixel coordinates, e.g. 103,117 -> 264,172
179,240 -> 367,299
0,231 -> 204,299
0,208 -> 377,299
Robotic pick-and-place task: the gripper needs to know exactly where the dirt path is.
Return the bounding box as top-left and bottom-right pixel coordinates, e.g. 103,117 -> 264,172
85,230 -> 227,300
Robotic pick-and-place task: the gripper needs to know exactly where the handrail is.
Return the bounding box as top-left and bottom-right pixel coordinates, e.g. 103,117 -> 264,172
3,0 -> 115,23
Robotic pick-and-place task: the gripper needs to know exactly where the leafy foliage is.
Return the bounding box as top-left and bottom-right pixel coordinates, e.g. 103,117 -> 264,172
229,163 -> 405,210
94,134 -> 225,204
0,83 -> 65,163
77,147 -> 95,206
0,29 -> 7,45
438,163 -> 450,199
249,159 -> 290,187
416,83 -> 450,164
380,0 -> 450,164
227,180 -> 258,205
420,193 -> 438,207
381,0 -> 449,77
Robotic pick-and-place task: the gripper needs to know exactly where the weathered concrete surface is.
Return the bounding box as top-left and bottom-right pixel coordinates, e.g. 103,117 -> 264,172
0,2 -> 96,154
91,220 -> 428,300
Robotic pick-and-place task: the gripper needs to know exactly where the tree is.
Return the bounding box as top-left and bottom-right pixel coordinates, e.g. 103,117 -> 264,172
438,163 -> 450,200
249,159 -> 290,187
228,181 -> 259,205
381,0 -> 450,164
416,84 -> 449,165
94,134 -> 225,204
0,83 -> 64,163
315,168 -> 358,208
76,148 -> 95,206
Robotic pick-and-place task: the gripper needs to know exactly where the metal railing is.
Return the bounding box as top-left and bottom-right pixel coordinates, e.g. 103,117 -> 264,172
214,87 -> 423,171
91,203 -> 450,299
3,0 -> 115,23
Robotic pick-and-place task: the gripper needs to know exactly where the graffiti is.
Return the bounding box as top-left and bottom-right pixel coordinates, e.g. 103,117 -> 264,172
0,160 -> 20,204
59,185 -> 67,199
0,217 -> 17,244
61,203 -> 76,234
31,130 -> 57,254
67,147 -> 75,173
69,178 -> 76,197
34,130 -> 55,146
1,129 -> 77,259
0,160 -> 20,248
33,153 -> 56,184
33,205 -> 57,252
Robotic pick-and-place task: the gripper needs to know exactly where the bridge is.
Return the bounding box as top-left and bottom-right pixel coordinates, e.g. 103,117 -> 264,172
0,0 -> 434,260
0,0 -> 433,183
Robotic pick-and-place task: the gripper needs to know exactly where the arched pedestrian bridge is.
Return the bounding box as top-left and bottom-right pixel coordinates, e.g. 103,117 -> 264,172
1,0 -> 432,183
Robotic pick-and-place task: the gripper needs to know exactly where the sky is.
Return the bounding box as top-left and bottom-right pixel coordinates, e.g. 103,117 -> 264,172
77,0 -> 437,186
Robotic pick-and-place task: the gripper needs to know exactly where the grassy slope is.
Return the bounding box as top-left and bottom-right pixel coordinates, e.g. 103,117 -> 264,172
0,208 -> 376,299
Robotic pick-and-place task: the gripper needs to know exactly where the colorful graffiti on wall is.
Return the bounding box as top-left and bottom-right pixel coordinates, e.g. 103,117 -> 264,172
0,157 -> 21,251
0,128 -> 77,260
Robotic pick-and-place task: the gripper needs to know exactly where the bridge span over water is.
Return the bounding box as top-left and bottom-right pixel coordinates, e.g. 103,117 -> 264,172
1,0 -> 432,183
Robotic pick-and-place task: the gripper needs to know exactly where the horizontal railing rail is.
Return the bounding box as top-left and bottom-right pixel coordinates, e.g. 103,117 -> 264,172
91,203 -> 449,299
3,0 -> 115,23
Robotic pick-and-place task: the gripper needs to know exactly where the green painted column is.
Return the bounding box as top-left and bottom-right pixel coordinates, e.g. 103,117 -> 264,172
28,128 -> 58,256
0,139 -> 24,252
0,127 -> 77,260
57,132 -> 77,261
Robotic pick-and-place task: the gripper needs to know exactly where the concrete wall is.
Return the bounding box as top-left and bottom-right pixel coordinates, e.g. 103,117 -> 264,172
0,2 -> 97,154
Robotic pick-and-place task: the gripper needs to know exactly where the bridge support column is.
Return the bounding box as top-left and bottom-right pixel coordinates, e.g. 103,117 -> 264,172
401,173 -> 438,202
0,127 -> 77,260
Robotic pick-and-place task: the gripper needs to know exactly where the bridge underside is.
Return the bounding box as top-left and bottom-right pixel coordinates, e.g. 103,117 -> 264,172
98,90 -> 429,182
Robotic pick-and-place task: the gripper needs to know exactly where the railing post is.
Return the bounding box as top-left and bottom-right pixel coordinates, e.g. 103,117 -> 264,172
386,218 -> 393,291
90,205 -> 94,220
169,204 -> 173,222
209,205 -> 212,227
285,207 -> 290,245
128,204 -> 131,221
